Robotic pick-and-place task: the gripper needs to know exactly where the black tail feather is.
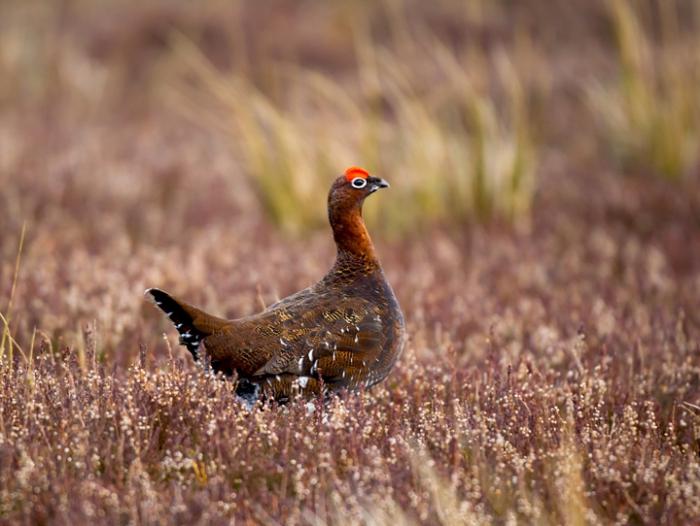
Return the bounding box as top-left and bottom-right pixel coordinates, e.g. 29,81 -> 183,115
146,288 -> 205,360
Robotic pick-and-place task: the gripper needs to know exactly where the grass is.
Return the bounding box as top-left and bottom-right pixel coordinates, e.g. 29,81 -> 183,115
1,278 -> 698,524
0,222 -> 26,367
589,0 -> 700,181
0,0 -> 699,524
166,21 -> 537,233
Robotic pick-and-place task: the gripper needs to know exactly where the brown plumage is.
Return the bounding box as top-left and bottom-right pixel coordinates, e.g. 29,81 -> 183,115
146,166 -> 405,404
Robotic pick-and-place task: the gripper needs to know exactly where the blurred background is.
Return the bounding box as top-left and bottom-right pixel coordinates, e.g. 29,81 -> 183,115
2,2 -> 700,523
0,0 -> 698,356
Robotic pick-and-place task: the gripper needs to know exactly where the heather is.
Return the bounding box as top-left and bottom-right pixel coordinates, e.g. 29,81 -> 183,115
1,1 -> 700,524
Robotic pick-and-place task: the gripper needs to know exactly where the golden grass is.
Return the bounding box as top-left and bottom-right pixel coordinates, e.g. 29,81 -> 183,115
589,0 -> 700,180
0,222 -> 26,367
165,26 -> 537,233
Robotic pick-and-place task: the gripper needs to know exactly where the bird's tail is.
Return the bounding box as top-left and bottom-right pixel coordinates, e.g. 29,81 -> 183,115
145,288 -> 228,360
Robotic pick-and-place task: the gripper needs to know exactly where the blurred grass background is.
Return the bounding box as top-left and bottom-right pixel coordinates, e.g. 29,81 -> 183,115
2,0 -> 697,237
590,0 -> 700,180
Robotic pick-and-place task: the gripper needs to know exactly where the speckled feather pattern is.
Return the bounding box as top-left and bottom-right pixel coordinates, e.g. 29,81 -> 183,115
147,171 -> 405,403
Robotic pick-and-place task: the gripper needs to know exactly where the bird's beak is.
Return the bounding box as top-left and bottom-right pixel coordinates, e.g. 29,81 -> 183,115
368,176 -> 390,193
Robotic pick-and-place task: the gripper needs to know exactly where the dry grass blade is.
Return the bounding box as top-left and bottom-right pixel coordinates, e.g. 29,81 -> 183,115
1,222 -> 26,364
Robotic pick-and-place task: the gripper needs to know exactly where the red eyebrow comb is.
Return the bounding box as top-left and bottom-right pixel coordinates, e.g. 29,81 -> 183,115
344,166 -> 370,181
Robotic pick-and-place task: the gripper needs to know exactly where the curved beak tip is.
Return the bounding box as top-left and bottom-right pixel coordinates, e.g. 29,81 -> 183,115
366,176 -> 390,193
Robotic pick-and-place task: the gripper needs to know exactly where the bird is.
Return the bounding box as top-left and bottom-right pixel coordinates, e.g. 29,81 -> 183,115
146,167 -> 405,405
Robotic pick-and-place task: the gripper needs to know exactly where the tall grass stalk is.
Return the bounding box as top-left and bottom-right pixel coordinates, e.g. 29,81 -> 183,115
1,222 -> 26,366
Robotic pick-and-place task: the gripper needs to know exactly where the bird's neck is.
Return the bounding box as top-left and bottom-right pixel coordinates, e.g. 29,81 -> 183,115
329,202 -> 379,267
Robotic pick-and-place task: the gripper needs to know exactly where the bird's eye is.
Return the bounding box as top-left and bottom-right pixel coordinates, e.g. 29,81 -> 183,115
351,177 -> 367,189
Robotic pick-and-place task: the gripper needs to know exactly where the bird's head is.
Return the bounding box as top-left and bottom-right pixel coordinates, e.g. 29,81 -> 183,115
329,167 -> 390,210
327,166 -> 389,260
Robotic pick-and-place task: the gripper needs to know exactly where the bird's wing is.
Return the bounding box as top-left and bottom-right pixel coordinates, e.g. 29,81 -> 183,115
252,295 -> 387,386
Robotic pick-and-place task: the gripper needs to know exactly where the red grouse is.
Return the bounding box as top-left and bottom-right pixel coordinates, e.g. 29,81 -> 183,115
147,167 -> 405,404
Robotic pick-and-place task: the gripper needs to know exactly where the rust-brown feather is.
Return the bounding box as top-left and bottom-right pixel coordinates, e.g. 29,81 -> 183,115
147,171 -> 405,404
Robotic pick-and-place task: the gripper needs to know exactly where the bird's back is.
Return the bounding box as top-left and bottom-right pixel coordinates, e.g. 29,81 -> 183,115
203,266 -> 404,400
